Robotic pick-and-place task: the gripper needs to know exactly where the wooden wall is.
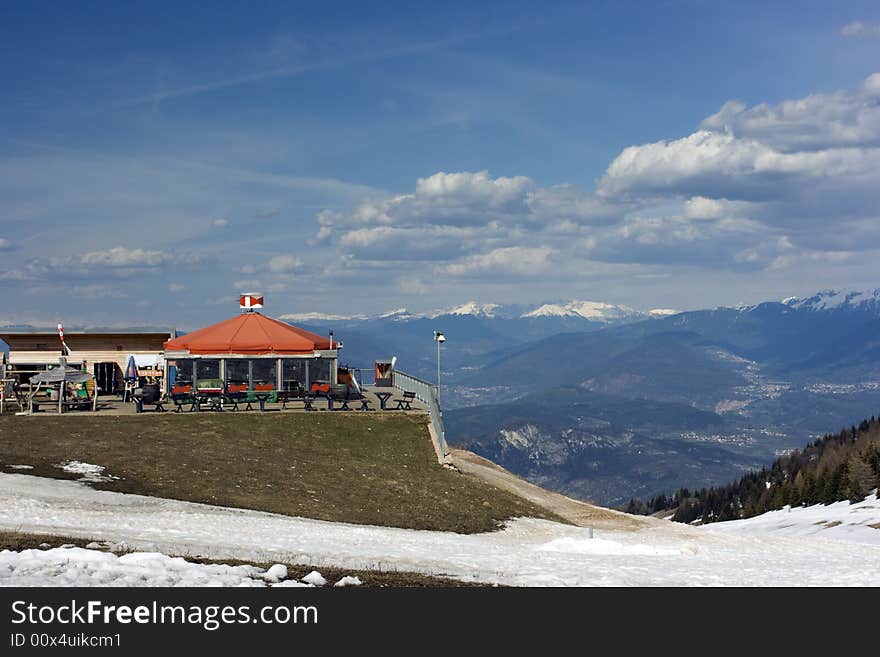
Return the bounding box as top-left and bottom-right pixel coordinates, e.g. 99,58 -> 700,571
4,333 -> 169,375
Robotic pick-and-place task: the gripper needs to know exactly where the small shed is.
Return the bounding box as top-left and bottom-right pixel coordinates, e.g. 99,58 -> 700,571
162,311 -> 338,398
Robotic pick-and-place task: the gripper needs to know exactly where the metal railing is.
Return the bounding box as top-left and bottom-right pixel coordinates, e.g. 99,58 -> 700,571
346,367 -> 376,388
392,369 -> 448,461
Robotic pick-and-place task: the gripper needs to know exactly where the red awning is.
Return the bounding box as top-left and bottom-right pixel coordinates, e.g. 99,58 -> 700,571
164,313 -> 332,355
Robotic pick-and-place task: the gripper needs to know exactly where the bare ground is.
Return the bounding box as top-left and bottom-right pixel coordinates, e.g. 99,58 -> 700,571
449,448 -> 648,531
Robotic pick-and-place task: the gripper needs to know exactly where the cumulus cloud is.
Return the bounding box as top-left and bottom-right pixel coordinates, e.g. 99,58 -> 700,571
23,247 -> 206,283
0,269 -> 27,281
76,247 -> 177,268
583,214 -> 780,270
69,284 -> 127,299
233,278 -> 262,290
597,72 -> 880,256
310,72 -> 880,282
212,218 -> 229,228
314,171 -> 618,272
266,254 -> 304,273
442,246 -> 556,277
681,196 -> 753,221
841,21 -> 880,38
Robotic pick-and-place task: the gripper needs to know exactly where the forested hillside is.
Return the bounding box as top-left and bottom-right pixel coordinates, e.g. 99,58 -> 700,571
625,416 -> 880,524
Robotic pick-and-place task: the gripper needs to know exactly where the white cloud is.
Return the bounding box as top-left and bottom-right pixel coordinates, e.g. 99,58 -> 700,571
232,279 -> 262,290
442,246 -> 556,277
681,196 -> 752,221
69,284 -> 127,299
699,84 -> 880,152
584,213 -> 776,270
770,249 -> 856,270
597,72 -> 880,254
0,238 -> 11,250
76,247 -> 175,268
266,254 -> 303,273
212,218 -> 229,228
24,247 -> 203,282
841,21 -> 880,38
328,170 -> 535,231
338,225 -> 500,261
307,73 -> 880,286
168,282 -> 186,293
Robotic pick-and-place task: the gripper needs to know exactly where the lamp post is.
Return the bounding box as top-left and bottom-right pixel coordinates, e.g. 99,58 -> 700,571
433,330 -> 445,405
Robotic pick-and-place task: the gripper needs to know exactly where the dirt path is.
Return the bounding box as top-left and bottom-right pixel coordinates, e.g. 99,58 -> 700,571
450,449 -> 649,531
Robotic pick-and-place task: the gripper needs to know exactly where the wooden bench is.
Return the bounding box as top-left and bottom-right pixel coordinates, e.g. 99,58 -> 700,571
171,393 -> 197,412
394,391 -> 416,410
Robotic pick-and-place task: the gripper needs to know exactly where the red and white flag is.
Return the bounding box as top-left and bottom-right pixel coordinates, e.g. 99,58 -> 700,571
239,294 -> 264,310
57,323 -> 70,355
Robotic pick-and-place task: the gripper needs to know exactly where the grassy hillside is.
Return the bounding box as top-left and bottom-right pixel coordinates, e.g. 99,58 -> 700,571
0,413 -> 559,533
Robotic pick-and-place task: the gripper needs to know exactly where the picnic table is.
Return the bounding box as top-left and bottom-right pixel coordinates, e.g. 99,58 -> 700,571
196,388 -> 224,411
374,391 -> 393,410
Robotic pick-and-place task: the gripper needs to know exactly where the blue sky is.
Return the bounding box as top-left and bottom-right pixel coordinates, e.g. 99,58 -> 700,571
2,1 -> 880,328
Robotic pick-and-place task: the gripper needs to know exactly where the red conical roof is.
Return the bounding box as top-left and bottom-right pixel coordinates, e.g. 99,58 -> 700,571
164,312 -> 332,355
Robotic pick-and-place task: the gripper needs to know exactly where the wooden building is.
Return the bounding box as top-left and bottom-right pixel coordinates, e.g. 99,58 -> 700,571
0,328 -> 175,394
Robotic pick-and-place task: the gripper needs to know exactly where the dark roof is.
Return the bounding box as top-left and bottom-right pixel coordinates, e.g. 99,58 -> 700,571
0,326 -> 176,336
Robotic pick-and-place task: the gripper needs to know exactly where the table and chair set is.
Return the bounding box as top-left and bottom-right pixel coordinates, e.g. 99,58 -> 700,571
134,385 -> 418,414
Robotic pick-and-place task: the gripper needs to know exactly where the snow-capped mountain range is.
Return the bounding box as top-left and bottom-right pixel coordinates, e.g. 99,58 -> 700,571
282,300 -> 680,324
782,288 -> 880,314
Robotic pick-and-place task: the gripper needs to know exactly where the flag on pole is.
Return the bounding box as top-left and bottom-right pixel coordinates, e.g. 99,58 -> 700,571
57,323 -> 70,355
239,294 -> 264,311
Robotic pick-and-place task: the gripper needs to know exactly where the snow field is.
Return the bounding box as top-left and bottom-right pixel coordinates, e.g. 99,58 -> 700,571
0,473 -> 878,586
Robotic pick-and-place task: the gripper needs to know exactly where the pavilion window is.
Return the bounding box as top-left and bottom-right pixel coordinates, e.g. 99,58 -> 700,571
224,359 -> 249,392
281,359 -> 306,392
309,358 -> 330,388
196,359 -> 221,389
251,359 -> 276,391
173,359 -> 194,392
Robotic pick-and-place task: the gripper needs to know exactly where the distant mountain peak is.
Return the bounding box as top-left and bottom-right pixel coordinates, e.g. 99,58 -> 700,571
521,300 -> 645,323
379,307 -> 421,321
435,301 -> 500,318
782,288 -> 880,313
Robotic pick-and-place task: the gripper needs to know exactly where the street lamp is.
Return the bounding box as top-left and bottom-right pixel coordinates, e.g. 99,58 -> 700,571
433,330 -> 445,405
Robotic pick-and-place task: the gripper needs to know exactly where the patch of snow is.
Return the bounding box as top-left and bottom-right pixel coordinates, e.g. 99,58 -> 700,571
537,536 -> 680,556
6,465 -> 33,470
263,564 -> 288,583
705,492 -> 880,546
647,308 -> 679,317
334,576 -> 363,587
0,547 -> 268,587
55,461 -> 119,483
302,570 -> 327,586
